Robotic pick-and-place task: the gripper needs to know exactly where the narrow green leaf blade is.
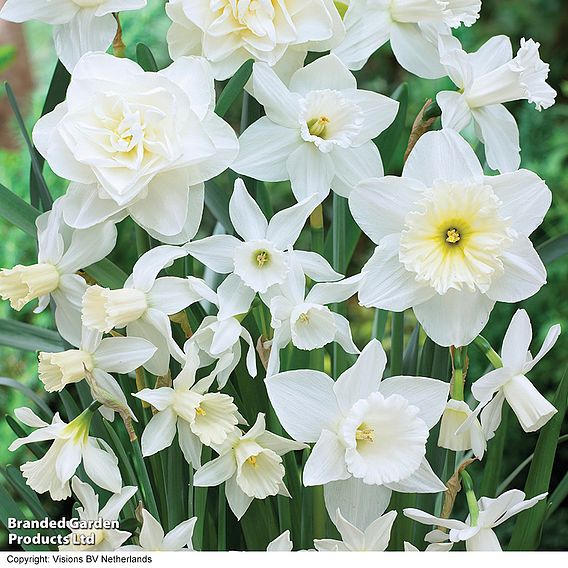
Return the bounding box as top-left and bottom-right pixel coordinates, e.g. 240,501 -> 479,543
215,59 -> 254,118
0,376 -> 53,419
136,43 -> 159,72
537,234 -> 568,266
0,319 -> 65,352
0,182 -> 40,235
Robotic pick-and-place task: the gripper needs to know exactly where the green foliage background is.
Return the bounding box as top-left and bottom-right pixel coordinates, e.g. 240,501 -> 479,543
0,0 -> 566,550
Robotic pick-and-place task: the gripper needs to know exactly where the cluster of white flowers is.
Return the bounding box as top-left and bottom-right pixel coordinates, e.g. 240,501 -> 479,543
0,0 -> 561,553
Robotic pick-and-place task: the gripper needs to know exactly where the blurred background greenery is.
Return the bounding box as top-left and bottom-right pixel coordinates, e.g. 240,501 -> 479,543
0,0 -> 566,550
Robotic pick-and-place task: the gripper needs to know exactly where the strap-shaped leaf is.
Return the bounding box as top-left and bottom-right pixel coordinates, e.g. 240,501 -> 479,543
215,59 -> 254,118
136,43 -> 159,72
537,234 -> 568,266
0,182 -> 39,235
0,319 -> 64,353
0,376 -> 53,419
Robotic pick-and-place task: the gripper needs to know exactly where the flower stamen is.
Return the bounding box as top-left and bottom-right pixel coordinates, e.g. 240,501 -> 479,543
307,116 -> 330,138
355,423 -> 375,442
446,228 -> 461,244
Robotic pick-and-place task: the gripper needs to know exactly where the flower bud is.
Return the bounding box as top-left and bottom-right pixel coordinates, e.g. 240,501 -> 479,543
0,264 -> 60,310
438,399 -> 478,452
38,350 -> 94,392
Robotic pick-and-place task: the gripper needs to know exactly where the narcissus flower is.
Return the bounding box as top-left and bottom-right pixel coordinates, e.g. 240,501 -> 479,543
60,478 -> 136,551
165,0 -> 345,81
261,259 -> 361,376
82,245 -> 216,376
0,0 -> 146,71
33,54 -> 238,217
314,509 -> 397,551
332,0 -> 481,78
266,340 -> 449,529
186,179 -> 340,293
437,35 -> 557,173
194,414 -> 306,520
122,509 -> 197,551
404,489 -> 547,551
267,531 -> 293,552
469,309 -> 560,434
350,129 -> 551,347
0,200 -> 116,347
233,56 -> 399,201
135,348 -> 241,467
9,407 -> 122,501
437,399 -> 485,460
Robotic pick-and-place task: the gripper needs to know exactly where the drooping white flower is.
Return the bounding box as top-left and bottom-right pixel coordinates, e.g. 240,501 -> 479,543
404,489 -> 547,551
0,0 -> 146,71
183,274 -> 258,388
437,35 -> 557,173
468,309 -> 560,434
232,56 -> 399,201
82,245 -> 216,376
266,340 -> 449,529
186,178 -> 341,292
165,0 -> 345,81
60,477 -> 136,551
350,129 -> 551,347
194,413 -> 307,520
122,509 -> 197,551
261,258 -> 360,376
134,347 -> 241,467
9,407 -> 122,501
0,199 -> 117,346
314,509 -> 397,551
332,0 -> 481,78
267,530 -> 293,552
33,53 -> 238,234
437,399 -> 485,459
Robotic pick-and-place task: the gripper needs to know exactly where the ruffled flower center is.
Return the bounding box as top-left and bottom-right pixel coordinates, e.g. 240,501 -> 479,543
38,350 -> 95,393
389,0 -> 480,27
290,303 -> 336,350
0,263 -> 60,311
234,440 -> 285,498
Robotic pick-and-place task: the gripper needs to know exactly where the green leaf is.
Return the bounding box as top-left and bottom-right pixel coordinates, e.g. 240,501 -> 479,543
0,45 -> 16,74
4,83 -> 53,211
85,258 -> 128,289
546,468 -> 568,520
0,376 -> 53,419
508,370 -> 568,550
0,319 -> 65,352
215,59 -> 254,118
204,180 -> 234,234
402,323 -> 421,375
0,182 -> 40,235
136,43 -> 159,72
375,83 -> 409,173
481,406 -> 510,498
537,234 -> 568,266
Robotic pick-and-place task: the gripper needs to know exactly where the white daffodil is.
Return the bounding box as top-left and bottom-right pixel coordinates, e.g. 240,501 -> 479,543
314,509 -> 397,551
9,406 -> 122,501
82,245 -> 216,376
38,326 -> 155,420
165,0 -> 344,81
266,340 -> 449,529
186,179 -> 340,293
0,0 -> 146,71
437,35 -> 557,173
33,53 -> 238,224
404,541 -> 453,551
404,489 -> 547,551
437,399 -> 485,459
194,413 -> 306,520
332,0 -> 481,78
0,198 -> 116,347
267,531 -> 293,552
122,509 -> 197,551
468,309 -> 560,435
232,56 -> 399,201
60,477 -> 136,551
183,274 -> 257,389
350,128 -> 551,347
134,348 -> 241,467
261,259 -> 360,376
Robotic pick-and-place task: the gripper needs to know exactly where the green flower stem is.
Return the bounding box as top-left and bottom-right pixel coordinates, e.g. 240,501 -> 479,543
332,194 -> 348,378
451,346 -> 467,401
390,312 -> 404,376
218,484 -> 227,551
473,335 -> 503,368
460,470 -> 480,527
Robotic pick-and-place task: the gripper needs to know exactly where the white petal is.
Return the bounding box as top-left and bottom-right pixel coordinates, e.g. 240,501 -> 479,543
496,492 -> 547,525
162,517 -> 197,551
333,314 -> 359,355
99,485 -> 138,522
217,274 -> 256,320
331,143 -> 385,198
403,129 -> 484,187
306,274 -> 362,306
364,510 -> 398,551
471,104 -> 520,173
94,337 -> 156,374
252,63 -> 300,127
0,0 -> 78,23
210,318 -> 243,355
488,169 -> 552,237
177,419 -> 202,467
480,391 -> 506,441
55,440 -> 82,484
194,453 -> 237,487
225,475 -> 253,520
140,408 -> 177,456
71,477 -> 99,519
333,339 -> 385,414
265,370 -> 341,443
349,176 -> 426,245
525,323 -> 561,373
255,431 -> 307,456
501,309 -> 532,371
469,35 -> 514,76
229,179 -> 268,241
131,246 -> 188,293
143,308 -> 185,364
414,288 -> 495,347
486,236 -> 546,303
379,377 -> 450,429
287,144 -> 334,202
471,368 -> 512,403
345,91 -> 399,144
139,509 -> 165,550
14,407 -> 49,428
466,528 -> 501,551
126,318 -> 171,376
403,508 -> 468,531
148,277 -> 203,315
324,477 -> 392,531
82,440 -> 122,493
358,236 -> 435,311
438,91 -> 472,131
289,54 -> 356,94
62,183 -> 124,229
266,196 -> 319,250
293,250 -> 342,282
267,531 -> 293,552
384,459 -> 446,493
303,430 -> 350,486
233,118 -> 301,182
389,23 -> 446,80
334,509 -> 365,551
184,235 -> 241,274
